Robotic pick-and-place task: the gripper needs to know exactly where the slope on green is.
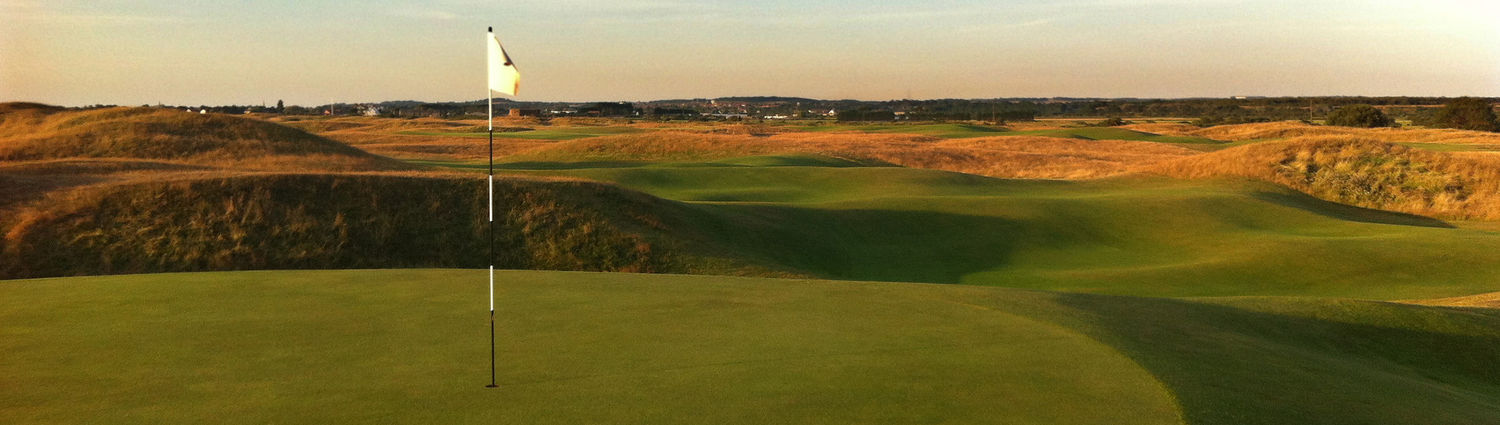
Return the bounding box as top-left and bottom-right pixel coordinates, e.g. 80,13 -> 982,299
500,160 -> 1500,300
4,270 -> 1498,424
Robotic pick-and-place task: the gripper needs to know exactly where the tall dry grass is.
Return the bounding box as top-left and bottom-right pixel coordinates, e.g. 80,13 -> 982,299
0,104 -> 408,170
504,131 -> 1199,179
1130,120 -> 1500,146
0,173 -> 761,279
1143,136 -> 1500,219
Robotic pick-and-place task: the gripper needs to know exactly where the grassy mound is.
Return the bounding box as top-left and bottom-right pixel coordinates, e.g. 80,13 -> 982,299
1145,136 -> 1500,219
8,154 -> 1500,298
0,104 -> 403,169
1135,120 -> 1500,148
2,270 -> 1497,424
801,123 -> 1222,145
0,173 -> 764,279
502,131 -> 1198,179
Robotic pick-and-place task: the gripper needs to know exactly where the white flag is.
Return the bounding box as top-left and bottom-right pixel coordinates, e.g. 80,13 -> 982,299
488,30 -> 520,96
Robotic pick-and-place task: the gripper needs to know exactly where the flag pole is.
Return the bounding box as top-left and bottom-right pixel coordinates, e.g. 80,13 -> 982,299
486,26 -> 499,389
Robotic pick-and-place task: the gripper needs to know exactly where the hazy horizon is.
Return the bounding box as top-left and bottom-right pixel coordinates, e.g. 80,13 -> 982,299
4,0 -> 1498,107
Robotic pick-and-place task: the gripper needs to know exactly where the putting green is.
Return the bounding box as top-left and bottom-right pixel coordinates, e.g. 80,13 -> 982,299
6,270 -> 1499,424
0,270 -> 1180,425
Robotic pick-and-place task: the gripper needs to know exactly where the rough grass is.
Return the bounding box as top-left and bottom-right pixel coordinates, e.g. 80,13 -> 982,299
1144,136 -> 1500,219
1409,291 -> 1500,308
0,173 -> 773,279
9,161 -> 1500,298
1134,120 -> 1500,147
0,104 -> 407,170
799,123 -> 1011,138
3,269 -> 1498,424
501,131 -> 1199,179
802,123 -> 1222,145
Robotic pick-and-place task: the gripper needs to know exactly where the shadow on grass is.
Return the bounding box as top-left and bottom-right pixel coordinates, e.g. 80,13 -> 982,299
679,203 -> 1023,284
1040,293 -> 1500,425
1251,190 -> 1454,228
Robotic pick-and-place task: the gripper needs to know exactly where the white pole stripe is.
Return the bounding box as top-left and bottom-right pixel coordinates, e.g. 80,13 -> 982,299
489,265 -> 494,312
488,175 -> 493,222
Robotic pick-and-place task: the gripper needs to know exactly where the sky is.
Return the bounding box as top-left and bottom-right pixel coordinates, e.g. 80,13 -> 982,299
2,0 -> 1498,106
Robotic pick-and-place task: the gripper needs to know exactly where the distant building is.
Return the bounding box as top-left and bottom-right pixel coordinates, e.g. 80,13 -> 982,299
577,102 -> 635,117
508,108 -> 540,117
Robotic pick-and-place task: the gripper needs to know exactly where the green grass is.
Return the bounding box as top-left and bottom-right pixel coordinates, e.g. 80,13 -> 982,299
399,126 -> 643,140
15,154 -> 1500,299
3,269 -> 1498,424
492,159 -> 1500,300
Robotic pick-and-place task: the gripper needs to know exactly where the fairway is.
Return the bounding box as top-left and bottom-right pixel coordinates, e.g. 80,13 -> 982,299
489,158 -> 1500,300
4,270 -> 1499,424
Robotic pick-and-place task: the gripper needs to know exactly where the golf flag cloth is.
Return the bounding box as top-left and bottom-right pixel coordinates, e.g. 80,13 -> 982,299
488,30 -> 520,96
484,26 -> 516,389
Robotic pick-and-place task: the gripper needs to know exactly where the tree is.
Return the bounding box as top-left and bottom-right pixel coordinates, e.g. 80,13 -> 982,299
276,99 -> 285,113
1427,97 -> 1499,132
1325,104 -> 1392,128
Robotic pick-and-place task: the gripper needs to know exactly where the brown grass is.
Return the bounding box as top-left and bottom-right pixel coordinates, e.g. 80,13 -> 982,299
0,172 -> 789,279
1142,136 -> 1500,219
1119,123 -> 1201,135
1405,291 -> 1500,308
0,105 -> 408,170
1135,121 -> 1500,147
504,131 -> 1200,179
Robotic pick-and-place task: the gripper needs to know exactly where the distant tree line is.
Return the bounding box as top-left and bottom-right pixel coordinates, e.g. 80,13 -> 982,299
104,95 -> 1496,132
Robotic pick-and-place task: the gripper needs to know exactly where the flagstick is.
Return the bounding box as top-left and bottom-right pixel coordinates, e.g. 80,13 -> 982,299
486,27 -> 499,390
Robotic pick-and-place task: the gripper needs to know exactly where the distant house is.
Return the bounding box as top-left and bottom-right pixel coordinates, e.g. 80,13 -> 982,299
362,105 -> 381,116
652,107 -> 698,118
576,102 -> 635,117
